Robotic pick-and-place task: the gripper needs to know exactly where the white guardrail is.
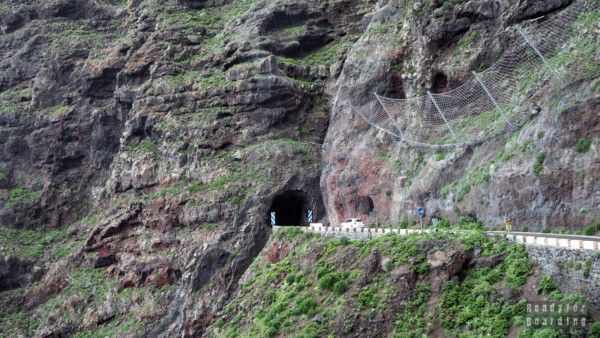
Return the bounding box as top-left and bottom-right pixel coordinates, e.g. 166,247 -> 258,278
272,224 -> 600,251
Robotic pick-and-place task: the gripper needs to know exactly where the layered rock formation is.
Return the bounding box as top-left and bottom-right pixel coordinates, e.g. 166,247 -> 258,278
321,0 -> 599,231
0,0 -> 598,336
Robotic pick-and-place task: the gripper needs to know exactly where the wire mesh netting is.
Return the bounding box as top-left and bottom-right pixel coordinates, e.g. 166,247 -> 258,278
355,0 -> 600,148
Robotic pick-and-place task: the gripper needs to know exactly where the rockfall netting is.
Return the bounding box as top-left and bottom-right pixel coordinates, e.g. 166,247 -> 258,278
355,0 -> 600,148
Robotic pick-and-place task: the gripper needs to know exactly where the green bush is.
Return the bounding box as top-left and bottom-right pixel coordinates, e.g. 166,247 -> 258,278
505,245 -> 532,287
290,295 -> 317,316
583,259 -> 592,279
533,152 -> 546,176
357,287 -> 378,308
575,138 -> 591,153
6,187 -> 39,207
332,280 -> 348,295
456,216 -> 484,230
435,219 -> 451,229
589,322 -> 600,338
318,271 -> 352,294
538,275 -> 558,295
583,223 -> 600,236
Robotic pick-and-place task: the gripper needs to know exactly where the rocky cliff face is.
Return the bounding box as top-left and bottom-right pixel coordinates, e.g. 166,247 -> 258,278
0,0 -> 598,336
1,0 -> 363,336
321,0 -> 599,231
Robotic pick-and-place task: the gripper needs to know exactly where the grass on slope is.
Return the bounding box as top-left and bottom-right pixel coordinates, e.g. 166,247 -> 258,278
208,227 -> 544,337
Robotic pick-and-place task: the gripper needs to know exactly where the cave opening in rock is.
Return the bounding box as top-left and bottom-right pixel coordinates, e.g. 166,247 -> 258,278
432,71 -> 448,93
269,190 -> 309,226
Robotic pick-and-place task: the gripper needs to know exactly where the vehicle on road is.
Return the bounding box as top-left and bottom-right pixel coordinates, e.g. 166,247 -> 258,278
340,218 -> 365,229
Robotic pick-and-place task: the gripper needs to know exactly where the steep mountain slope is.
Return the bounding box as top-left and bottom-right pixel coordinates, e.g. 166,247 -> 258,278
1,0 -> 364,336
0,0 -> 598,336
322,0 -> 599,230
207,228 -> 598,338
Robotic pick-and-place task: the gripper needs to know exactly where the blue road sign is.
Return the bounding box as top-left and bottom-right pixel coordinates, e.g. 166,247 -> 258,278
307,210 -> 313,223
417,207 -> 426,218
271,212 -> 276,225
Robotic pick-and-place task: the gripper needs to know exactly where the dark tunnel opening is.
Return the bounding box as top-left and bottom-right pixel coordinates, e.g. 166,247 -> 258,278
269,190 -> 309,226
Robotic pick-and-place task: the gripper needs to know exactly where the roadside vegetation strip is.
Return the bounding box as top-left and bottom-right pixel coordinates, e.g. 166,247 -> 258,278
273,225 -> 600,251
212,227 -> 598,337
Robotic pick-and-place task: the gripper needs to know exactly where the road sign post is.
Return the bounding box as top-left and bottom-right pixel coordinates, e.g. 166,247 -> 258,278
417,208 -> 426,229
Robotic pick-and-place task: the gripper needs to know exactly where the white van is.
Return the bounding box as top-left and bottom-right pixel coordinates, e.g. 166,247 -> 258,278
340,218 -> 365,229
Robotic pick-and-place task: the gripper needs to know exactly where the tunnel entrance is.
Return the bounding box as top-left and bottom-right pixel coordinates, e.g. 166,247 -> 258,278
269,190 -> 309,226
356,196 -> 374,216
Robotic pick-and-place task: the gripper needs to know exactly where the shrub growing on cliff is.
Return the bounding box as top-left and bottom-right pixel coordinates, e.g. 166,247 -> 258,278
318,271 -> 353,295
505,244 -> 532,286
575,138 -> 591,153
589,322 -> 600,338
583,223 -> 600,236
533,152 -> 546,176
538,275 -> 558,295
6,187 -> 39,207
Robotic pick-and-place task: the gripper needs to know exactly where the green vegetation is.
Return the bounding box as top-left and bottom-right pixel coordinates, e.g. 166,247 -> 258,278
367,21 -> 395,36
440,138 -> 540,200
51,238 -> 84,258
0,309 -> 40,337
188,173 -> 242,193
533,152 -> 546,176
0,226 -> 68,260
393,282 -> 431,337
42,104 -> 70,118
546,9 -> 600,80
160,0 -> 256,63
583,259 -> 592,279
45,19 -> 114,49
212,227 -> 537,338
132,139 -> 159,156
5,187 -> 40,207
73,315 -> 141,337
63,267 -> 117,307
589,322 -> 600,338
538,275 -> 558,295
441,0 -> 454,10
575,138 -> 591,153
166,70 -> 201,86
166,70 -> 227,88
403,150 -> 425,189
280,24 -> 306,38
439,243 -> 531,337
457,29 -> 480,49
583,223 -> 600,236
0,87 -> 30,115
536,130 -> 545,139
278,35 -> 358,66
440,164 -> 490,201
161,0 -> 255,33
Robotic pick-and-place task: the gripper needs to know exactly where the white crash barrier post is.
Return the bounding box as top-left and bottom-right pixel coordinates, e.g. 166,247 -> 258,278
582,241 -> 595,250
570,240 -> 582,249
558,239 -> 570,248
546,238 -> 558,247
535,237 -> 546,246
525,236 -> 536,244
515,235 -> 524,243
